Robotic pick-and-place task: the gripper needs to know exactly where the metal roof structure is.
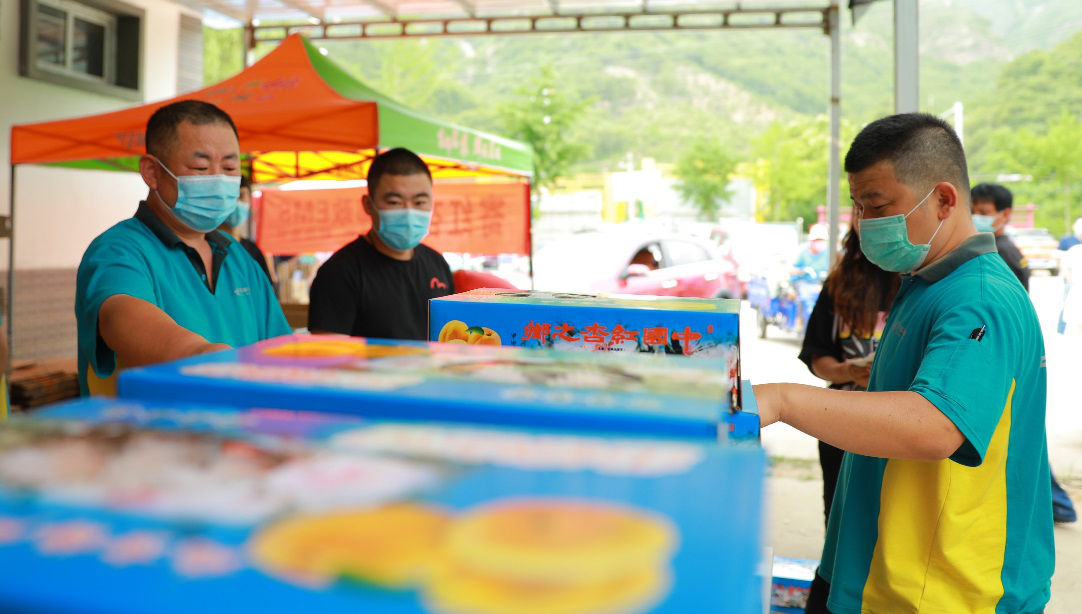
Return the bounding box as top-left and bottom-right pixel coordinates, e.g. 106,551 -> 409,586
186,1 -> 835,40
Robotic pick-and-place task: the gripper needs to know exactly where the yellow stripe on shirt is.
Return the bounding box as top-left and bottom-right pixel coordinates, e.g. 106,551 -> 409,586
86,358 -> 121,397
863,380 -> 1014,612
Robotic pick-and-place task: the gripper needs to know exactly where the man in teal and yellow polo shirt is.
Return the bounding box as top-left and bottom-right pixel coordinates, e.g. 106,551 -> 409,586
76,100 -> 290,396
756,113 -> 1053,613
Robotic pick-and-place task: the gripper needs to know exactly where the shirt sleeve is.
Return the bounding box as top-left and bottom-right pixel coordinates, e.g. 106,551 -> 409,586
307,255 -> 359,335
908,300 -> 1016,467
798,284 -> 841,374
76,238 -> 158,379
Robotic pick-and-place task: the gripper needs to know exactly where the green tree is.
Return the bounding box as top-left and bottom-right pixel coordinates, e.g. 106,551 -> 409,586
743,116 -> 852,226
984,110 -> 1082,235
203,26 -> 244,86
673,139 -> 738,221
499,66 -> 592,194
323,39 -> 477,117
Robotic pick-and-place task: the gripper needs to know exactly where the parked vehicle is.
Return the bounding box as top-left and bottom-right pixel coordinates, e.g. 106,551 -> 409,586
1008,227 -> 1061,275
747,268 -> 823,338
532,229 -> 742,299
706,221 -> 805,296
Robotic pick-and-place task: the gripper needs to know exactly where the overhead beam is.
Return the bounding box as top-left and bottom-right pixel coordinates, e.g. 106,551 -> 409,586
253,5 -> 831,41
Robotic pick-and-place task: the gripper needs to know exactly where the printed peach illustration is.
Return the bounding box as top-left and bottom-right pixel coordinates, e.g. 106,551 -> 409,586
466,326 -> 501,346
438,321 -> 471,343
438,321 -> 501,346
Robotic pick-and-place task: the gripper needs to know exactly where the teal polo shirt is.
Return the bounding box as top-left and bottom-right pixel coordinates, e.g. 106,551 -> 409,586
820,233 -> 1054,613
76,202 -> 291,395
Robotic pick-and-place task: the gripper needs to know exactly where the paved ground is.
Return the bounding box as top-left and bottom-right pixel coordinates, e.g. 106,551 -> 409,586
744,273 -> 1082,611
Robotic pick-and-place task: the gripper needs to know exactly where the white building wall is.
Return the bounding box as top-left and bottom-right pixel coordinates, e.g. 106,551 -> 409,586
0,0 -> 201,360
0,0 -> 200,270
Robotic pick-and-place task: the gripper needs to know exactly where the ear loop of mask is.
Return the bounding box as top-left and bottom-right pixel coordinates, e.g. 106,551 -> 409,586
907,186 -> 944,246
151,156 -> 178,209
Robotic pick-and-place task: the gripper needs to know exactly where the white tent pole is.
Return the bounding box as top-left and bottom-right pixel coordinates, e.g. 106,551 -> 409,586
894,0 -> 919,113
827,1 -> 841,268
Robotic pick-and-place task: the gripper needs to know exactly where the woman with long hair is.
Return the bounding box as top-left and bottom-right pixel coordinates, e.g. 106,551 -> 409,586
798,223 -> 900,527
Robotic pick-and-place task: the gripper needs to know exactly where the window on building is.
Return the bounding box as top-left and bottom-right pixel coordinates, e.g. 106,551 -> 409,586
20,0 -> 144,100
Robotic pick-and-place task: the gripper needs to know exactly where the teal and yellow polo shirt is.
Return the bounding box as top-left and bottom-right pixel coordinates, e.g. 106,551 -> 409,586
75,202 -> 291,396
821,233 -> 1054,613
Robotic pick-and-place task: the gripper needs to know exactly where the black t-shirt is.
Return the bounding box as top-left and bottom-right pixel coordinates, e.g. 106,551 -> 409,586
995,233 -> 1030,291
308,236 -> 454,340
798,283 -> 884,391
239,238 -> 272,281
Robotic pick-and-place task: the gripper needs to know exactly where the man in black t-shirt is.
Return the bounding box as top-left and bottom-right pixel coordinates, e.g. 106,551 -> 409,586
308,148 -> 454,340
971,182 -> 1029,290
973,183 -> 1076,523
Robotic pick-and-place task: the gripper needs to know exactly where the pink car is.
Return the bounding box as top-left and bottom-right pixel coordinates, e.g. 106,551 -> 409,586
532,230 -> 742,299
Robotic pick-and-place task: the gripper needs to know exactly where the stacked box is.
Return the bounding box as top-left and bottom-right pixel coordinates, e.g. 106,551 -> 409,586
771,556 -> 818,613
0,398 -> 766,613
429,289 -> 741,393
118,334 -> 759,442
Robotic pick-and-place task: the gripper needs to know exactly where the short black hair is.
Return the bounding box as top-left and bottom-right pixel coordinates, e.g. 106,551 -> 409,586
367,148 -> 432,194
146,100 -> 239,160
970,183 -> 1013,211
844,113 -> 969,196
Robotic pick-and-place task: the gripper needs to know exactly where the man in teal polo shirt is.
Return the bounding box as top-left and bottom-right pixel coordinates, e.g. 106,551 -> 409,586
756,113 -> 1053,613
76,100 -> 290,396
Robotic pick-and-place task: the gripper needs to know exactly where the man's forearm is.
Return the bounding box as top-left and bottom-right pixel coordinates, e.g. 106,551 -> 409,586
765,383 -> 965,461
99,295 -> 227,369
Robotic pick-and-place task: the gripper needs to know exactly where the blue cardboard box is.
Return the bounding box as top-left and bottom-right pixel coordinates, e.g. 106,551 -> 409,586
771,556 -> 818,612
429,289 -> 740,368
119,334 -> 759,442
0,398 -> 766,613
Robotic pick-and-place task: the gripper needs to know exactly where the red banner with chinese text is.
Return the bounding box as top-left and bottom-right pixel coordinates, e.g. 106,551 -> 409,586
255,182 -> 531,256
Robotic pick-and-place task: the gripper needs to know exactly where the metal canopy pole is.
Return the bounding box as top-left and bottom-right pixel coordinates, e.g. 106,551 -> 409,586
894,0 -> 919,113
6,166 -> 15,357
827,1 -> 841,267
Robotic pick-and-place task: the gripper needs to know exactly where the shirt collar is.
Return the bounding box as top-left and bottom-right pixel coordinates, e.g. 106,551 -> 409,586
913,233 -> 997,284
135,200 -> 231,250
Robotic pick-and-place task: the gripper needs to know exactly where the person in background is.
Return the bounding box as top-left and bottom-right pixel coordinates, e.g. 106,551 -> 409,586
971,182 -> 1029,290
756,113 -> 1053,613
793,224 -> 831,280
218,175 -> 277,286
1058,216 -> 1082,251
308,148 -> 454,340
630,247 -> 660,271
973,185 -> 1076,523
75,100 -> 291,396
1058,218 -> 1082,334
799,225 -> 899,528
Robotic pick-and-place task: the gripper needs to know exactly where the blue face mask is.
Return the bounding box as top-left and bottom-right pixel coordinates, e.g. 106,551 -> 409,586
376,207 -> 432,251
225,200 -> 250,228
972,214 -> 999,234
858,186 -> 944,273
153,157 -> 240,233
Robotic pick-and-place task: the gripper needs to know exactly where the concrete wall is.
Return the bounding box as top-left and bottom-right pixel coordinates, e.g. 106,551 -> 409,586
0,0 -> 201,359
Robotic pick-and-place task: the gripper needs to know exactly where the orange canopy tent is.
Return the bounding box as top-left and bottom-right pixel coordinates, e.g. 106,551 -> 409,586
10,33 -> 533,180
7,33 -> 534,345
